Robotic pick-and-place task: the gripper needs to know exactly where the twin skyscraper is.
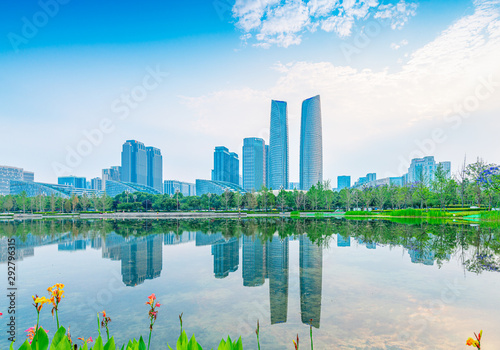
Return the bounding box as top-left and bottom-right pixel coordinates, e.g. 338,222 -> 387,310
243,95 -> 323,191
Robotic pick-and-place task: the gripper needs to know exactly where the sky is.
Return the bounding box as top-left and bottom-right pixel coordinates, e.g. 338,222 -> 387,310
0,0 -> 499,186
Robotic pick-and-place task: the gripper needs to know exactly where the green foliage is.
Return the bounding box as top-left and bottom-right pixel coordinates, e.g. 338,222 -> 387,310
167,330 -> 202,350
217,336 -> 243,350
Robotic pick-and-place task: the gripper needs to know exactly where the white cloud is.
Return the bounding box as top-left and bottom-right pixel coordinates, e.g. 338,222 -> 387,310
390,39 -> 409,50
232,0 -> 416,47
183,0 -> 500,180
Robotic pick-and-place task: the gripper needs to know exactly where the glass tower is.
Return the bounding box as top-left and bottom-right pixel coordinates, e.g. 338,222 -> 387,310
300,95 -> 323,191
242,137 -> 266,191
269,100 -> 289,190
146,146 -> 163,193
121,140 -> 147,186
211,146 -> 239,186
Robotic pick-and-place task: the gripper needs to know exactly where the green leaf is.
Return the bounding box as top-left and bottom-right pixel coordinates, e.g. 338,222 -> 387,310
187,334 -> 202,350
49,327 -> 67,350
138,336 -> 146,350
32,328 -> 49,350
177,331 -> 188,349
103,337 -> 115,350
93,335 -> 104,350
217,338 -> 227,350
16,340 -> 32,350
234,337 -> 243,350
81,342 -> 88,350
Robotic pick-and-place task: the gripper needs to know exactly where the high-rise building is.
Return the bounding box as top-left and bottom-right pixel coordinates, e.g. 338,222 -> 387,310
146,147 -> 163,193
211,146 -> 239,185
121,140 -> 147,185
265,144 -> 270,187
404,156 -> 451,185
337,176 -> 351,190
300,95 -> 323,191
269,100 -> 289,190
0,165 -> 28,195
242,137 -> 266,191
58,176 -> 87,189
91,177 -> 102,191
102,166 -> 121,190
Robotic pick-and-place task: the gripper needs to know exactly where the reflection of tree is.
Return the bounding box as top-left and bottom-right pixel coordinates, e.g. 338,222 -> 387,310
2,218 -> 500,275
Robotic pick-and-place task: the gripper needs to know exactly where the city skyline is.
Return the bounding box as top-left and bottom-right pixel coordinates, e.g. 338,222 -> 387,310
1,0 -> 499,186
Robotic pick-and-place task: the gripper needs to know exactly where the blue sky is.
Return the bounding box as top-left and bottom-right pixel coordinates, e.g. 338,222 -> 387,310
1,0 -> 499,185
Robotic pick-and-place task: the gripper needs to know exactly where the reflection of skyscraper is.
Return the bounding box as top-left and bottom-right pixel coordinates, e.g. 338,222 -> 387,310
269,100 -> 289,190
337,234 -> 350,247
300,95 -> 323,191
300,235 -> 322,328
146,235 -> 163,279
195,232 -> 225,246
266,236 -> 289,324
242,235 -> 265,287
102,233 -> 163,287
212,238 -> 239,278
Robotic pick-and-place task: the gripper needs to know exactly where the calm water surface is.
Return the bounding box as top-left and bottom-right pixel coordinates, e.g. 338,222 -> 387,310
1,219 -> 500,349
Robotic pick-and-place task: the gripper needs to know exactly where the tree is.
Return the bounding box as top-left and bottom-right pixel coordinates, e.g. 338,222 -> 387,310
466,157 -> 491,208
50,194 -> 56,212
432,163 -> 449,209
456,155 -> 468,208
222,189 -> 231,211
373,185 -> 388,210
413,182 -> 431,209
20,191 -> 27,214
277,188 -> 287,212
294,190 -> 305,210
340,188 -> 352,211
361,187 -> 372,210
80,193 -> 89,212
71,194 -> 79,212
233,191 -> 242,213
3,196 -> 14,212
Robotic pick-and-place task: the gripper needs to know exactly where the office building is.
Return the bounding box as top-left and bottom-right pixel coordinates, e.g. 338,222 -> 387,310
242,137 -> 266,191
265,144 -> 270,187
58,176 -> 87,189
337,176 -> 351,190
105,180 -> 161,198
404,156 -> 451,185
91,177 -> 102,191
164,180 -> 196,197
211,146 -> 239,185
102,166 -> 121,190
146,147 -> 163,193
121,140 -> 148,185
0,165 -> 26,195
300,95 -> 323,191
23,171 -> 34,182
269,100 -> 289,190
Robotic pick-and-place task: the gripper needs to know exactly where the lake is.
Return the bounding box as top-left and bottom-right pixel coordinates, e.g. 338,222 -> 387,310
1,218 -> 499,349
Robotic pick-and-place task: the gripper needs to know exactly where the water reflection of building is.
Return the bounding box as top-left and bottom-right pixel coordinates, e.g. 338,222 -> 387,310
408,249 -> 435,265
337,234 -> 350,247
266,237 -> 289,324
356,238 -> 376,250
164,231 -> 196,245
101,233 -> 163,286
300,235 -> 322,328
58,239 -> 87,251
242,235 -> 266,287
195,232 -> 225,246
212,238 -> 239,278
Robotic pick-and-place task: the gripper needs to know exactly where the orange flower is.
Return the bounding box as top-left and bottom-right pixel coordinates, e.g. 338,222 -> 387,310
101,310 -> 106,318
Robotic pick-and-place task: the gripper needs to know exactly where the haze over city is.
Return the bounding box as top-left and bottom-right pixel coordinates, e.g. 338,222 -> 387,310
1,0 -> 499,184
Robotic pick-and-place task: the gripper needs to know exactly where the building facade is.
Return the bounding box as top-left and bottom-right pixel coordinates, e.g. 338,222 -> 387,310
0,165 -> 25,195
91,177 -> 103,191
242,137 -> 266,191
269,100 -> 289,190
404,156 -> 451,185
102,166 -> 121,190
121,140 -> 148,186
58,176 -> 87,189
146,147 -> 163,193
164,180 -> 196,197
195,179 -> 246,196
300,95 -> 323,191
337,176 -> 351,190
211,146 -> 239,185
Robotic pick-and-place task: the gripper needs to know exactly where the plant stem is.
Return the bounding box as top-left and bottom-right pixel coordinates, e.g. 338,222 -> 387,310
310,324 -> 313,350
147,328 -> 152,350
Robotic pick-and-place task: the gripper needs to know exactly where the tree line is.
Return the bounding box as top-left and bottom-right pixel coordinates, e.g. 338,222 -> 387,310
1,158 -> 499,213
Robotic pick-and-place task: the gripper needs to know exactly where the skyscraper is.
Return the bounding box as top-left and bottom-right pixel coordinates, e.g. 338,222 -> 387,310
102,166 -> 121,190
337,176 -> 351,190
242,137 -> 266,191
146,147 -> 163,193
269,100 -> 289,190
121,140 -> 147,185
300,95 -> 323,191
265,144 -> 270,187
211,146 -> 239,185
